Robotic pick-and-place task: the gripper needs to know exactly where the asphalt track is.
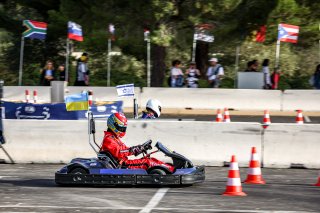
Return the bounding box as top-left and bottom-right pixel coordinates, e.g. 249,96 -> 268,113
0,164 -> 319,212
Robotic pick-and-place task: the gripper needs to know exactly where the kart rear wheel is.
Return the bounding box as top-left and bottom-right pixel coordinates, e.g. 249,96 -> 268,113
149,168 -> 167,175
70,168 -> 88,174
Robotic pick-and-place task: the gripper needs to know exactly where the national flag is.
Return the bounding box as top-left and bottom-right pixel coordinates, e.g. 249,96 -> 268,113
255,25 -> 266,42
278,23 -> 299,43
116,84 -> 134,97
68,21 -> 83,41
194,25 -> 214,42
23,20 -> 47,40
144,29 -> 150,41
65,92 -> 89,111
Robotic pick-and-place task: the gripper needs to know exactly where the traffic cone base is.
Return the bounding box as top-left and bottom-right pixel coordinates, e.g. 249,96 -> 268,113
223,187 -> 247,196
244,175 -> 266,184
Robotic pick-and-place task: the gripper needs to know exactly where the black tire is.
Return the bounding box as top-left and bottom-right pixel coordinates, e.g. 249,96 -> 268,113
70,167 -> 88,175
149,168 -> 167,175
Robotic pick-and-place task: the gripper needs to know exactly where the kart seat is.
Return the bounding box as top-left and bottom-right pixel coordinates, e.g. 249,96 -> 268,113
98,151 -> 127,169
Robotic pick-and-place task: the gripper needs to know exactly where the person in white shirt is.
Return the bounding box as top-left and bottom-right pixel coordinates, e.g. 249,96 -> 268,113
206,58 -> 224,88
170,60 -> 184,87
262,59 -> 271,89
186,61 -> 201,88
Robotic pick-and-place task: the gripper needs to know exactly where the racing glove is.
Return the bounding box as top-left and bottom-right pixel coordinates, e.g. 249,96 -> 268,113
129,145 -> 144,156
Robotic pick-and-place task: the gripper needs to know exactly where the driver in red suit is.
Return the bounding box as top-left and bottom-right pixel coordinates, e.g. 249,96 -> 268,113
100,112 -> 175,172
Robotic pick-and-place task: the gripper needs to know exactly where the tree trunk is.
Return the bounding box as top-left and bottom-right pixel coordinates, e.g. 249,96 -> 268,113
151,44 -> 166,87
195,41 -> 209,78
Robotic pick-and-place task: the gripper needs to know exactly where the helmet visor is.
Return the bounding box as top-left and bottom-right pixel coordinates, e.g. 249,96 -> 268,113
114,122 -> 127,133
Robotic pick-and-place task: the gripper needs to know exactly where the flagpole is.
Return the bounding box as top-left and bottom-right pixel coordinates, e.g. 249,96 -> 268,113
275,40 -> 281,68
318,23 -> 320,63
65,38 -> 70,83
234,45 -> 240,88
18,36 -> 25,86
107,38 -> 111,87
191,34 -> 197,62
147,37 -> 151,87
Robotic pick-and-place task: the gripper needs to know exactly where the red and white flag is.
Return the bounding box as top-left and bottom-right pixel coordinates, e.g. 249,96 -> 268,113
278,23 -> 299,43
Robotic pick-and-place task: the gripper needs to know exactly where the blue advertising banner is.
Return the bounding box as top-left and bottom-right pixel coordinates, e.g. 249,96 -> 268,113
2,101 -> 123,120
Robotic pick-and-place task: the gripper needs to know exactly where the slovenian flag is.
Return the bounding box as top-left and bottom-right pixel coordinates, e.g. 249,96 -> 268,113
65,92 -> 89,111
278,23 -> 299,43
68,21 -> 83,41
23,20 -> 47,40
116,84 -> 135,97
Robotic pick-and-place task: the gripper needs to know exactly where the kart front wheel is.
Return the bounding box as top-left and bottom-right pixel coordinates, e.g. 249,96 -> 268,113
149,168 -> 167,175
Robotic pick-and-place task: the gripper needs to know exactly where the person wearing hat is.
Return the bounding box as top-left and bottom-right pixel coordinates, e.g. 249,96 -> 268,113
206,58 -> 224,88
185,61 -> 201,88
74,53 -> 90,86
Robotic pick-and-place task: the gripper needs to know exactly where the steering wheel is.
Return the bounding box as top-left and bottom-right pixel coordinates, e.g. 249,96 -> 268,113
141,140 -> 152,153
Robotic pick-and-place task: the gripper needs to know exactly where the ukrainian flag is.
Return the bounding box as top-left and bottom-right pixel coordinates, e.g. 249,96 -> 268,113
65,92 -> 89,111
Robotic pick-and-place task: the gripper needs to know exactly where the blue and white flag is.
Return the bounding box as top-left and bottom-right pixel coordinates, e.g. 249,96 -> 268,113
116,84 -> 134,97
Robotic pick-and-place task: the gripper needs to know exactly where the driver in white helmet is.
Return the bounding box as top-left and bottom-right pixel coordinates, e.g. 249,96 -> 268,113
141,99 -> 162,119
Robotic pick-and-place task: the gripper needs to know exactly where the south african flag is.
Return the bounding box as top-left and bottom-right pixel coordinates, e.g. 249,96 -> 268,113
23,20 -> 47,40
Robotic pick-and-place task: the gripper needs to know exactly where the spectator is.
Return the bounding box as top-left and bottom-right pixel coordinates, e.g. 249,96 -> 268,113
206,58 -> 224,88
57,64 -> 67,82
74,53 -> 89,86
312,64 -> 320,89
252,59 -> 259,72
170,60 -> 184,87
271,67 -> 281,89
262,59 -> 271,89
40,60 -> 55,86
245,60 -> 259,72
185,61 -> 201,88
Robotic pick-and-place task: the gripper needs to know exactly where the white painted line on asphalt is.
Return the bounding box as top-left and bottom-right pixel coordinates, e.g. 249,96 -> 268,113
0,205 -> 308,212
139,188 -> 169,213
304,115 -> 311,123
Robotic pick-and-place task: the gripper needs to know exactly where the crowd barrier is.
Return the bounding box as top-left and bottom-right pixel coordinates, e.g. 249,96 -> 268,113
3,86 -> 320,111
1,120 -> 319,168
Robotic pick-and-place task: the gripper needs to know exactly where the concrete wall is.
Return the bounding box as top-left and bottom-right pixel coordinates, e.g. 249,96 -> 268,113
282,90 -> 320,111
263,124 -> 320,168
140,88 -> 282,110
1,119 -> 319,168
3,86 -> 320,111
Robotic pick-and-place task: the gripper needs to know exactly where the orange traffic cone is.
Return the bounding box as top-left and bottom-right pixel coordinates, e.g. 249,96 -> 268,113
244,147 -> 265,184
315,171 -> 320,186
216,109 -> 223,122
223,155 -> 247,196
295,110 -> 304,124
262,110 -> 271,129
223,108 -> 231,122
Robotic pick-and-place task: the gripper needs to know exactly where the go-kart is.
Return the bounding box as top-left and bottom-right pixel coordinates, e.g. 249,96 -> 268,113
55,112 -> 205,186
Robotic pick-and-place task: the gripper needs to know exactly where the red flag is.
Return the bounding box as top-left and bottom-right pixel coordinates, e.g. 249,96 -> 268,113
256,25 -> 266,42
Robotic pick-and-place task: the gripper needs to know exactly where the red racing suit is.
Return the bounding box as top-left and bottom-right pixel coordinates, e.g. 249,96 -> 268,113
100,131 -> 175,172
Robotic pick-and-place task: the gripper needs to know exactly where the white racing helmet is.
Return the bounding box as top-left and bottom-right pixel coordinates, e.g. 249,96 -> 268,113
146,99 -> 162,118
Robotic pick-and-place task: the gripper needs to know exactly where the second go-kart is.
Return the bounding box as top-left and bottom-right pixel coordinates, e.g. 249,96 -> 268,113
55,113 -> 205,186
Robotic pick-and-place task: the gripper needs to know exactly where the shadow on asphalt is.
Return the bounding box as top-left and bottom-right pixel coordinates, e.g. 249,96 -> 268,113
0,178 -> 56,187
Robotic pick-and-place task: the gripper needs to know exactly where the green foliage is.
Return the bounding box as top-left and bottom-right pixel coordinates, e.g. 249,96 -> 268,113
0,0 -> 319,89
